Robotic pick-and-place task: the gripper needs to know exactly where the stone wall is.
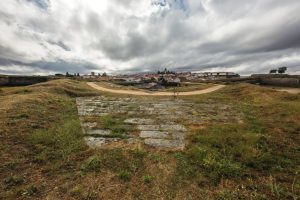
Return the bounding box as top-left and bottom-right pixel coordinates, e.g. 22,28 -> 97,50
259,77 -> 300,88
0,75 -> 48,86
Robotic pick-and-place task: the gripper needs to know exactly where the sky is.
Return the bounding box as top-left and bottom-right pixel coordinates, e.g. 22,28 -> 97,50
0,0 -> 300,75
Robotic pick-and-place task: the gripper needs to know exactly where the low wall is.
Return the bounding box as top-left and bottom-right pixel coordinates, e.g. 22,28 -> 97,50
192,75 -> 300,88
259,77 -> 300,88
0,76 -> 49,86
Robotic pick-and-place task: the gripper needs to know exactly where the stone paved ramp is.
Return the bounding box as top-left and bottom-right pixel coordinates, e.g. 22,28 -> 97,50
76,96 -> 243,150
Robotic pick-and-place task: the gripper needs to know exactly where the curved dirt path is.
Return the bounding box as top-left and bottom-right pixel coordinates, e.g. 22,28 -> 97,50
87,82 -> 225,96
275,88 -> 300,94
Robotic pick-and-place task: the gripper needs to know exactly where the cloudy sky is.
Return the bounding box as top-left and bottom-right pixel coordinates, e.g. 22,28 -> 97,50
0,0 -> 300,75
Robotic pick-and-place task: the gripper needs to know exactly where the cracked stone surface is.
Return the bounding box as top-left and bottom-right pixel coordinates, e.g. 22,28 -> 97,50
76,96 -> 243,150
86,129 -> 112,136
124,118 -> 154,125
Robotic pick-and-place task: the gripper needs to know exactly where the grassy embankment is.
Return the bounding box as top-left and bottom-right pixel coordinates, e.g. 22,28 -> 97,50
0,80 -> 299,199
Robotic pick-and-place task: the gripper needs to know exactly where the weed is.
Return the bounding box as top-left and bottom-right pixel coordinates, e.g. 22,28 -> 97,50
15,89 -> 32,94
70,185 -> 85,197
21,185 -> 38,196
215,190 -> 242,200
143,174 -> 154,183
150,154 -> 163,163
4,159 -> 21,170
268,176 -> 285,199
184,147 -> 241,184
242,103 -> 265,134
81,155 -> 101,172
118,170 -> 131,182
4,176 -> 25,188
100,115 -> 127,135
11,113 -> 30,120
174,152 -> 197,180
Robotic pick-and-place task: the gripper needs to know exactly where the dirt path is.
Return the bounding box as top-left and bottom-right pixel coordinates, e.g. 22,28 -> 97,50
262,86 -> 300,94
87,82 -> 225,96
275,88 -> 300,94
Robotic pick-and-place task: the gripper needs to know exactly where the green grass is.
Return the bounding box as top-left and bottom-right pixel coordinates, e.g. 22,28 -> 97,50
80,149 -> 145,175
28,118 -> 85,161
4,176 -> 25,189
143,174 -> 154,183
81,155 -> 102,173
98,115 -> 133,137
118,170 -> 131,181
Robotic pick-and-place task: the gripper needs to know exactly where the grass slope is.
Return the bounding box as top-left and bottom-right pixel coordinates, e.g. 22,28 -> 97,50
0,80 -> 299,200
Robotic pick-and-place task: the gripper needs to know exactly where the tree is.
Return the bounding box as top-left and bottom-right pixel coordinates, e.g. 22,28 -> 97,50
278,67 -> 287,74
269,69 -> 277,74
102,72 -> 107,77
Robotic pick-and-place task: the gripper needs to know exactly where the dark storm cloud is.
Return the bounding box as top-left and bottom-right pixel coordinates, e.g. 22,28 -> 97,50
0,0 -> 300,75
30,60 -> 100,73
47,40 -> 71,51
26,0 -> 50,10
0,56 -> 100,74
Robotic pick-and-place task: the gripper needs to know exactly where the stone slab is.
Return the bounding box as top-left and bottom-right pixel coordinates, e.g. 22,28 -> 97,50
140,131 -> 169,138
86,129 -> 112,136
124,118 -> 154,125
137,125 -> 160,131
144,138 -> 184,149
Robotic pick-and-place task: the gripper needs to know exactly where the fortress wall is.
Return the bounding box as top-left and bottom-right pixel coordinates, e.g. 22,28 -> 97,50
0,76 -> 48,86
260,78 -> 300,88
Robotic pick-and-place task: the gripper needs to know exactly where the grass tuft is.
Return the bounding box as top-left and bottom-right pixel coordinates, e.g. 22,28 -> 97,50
81,155 -> 101,172
143,174 -> 154,183
118,170 -> 131,182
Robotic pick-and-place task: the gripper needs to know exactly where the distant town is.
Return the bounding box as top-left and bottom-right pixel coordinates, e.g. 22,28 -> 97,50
0,66 -> 299,88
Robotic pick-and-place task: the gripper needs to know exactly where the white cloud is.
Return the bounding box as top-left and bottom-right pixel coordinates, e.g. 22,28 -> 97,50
0,0 -> 300,75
